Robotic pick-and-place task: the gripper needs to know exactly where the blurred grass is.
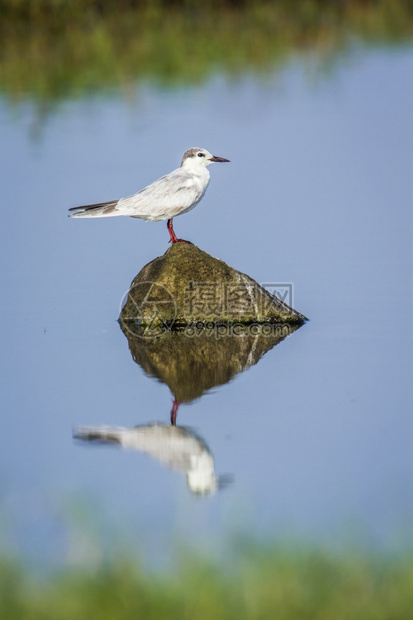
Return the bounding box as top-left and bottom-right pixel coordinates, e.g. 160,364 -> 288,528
0,0 -> 412,108
0,543 -> 412,619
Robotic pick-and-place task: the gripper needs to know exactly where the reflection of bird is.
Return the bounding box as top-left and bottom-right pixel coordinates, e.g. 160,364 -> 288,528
69,147 -> 230,244
74,423 -> 232,495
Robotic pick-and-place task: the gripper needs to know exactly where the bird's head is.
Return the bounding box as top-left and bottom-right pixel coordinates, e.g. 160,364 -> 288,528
181,147 -> 230,169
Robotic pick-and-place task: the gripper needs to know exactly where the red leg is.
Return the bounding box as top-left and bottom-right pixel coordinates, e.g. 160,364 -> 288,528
170,399 -> 180,426
167,219 -> 192,244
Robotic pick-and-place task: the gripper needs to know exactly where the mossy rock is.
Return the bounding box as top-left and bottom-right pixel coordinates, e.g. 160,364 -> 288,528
120,243 -> 307,328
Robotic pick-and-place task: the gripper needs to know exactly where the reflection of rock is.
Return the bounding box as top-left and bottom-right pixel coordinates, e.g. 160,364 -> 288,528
74,423 -> 230,495
120,243 -> 307,327
119,321 -> 302,405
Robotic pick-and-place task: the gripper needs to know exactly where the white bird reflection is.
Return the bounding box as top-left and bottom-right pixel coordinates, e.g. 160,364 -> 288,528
74,423 -> 232,496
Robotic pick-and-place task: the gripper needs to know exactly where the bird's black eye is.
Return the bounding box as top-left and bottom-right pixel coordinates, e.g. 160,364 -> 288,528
197,152 -> 205,158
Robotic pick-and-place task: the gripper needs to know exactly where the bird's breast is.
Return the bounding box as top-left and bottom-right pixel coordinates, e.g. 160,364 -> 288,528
192,170 -> 210,194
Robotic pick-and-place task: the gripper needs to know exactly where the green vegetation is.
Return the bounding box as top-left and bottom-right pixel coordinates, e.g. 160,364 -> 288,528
0,1 -> 412,107
0,543 -> 412,619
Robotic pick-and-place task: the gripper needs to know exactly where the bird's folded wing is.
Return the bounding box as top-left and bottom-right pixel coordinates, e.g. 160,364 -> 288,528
116,169 -> 204,219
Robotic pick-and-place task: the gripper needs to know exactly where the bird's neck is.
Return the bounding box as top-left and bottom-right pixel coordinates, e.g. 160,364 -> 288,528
182,163 -> 210,181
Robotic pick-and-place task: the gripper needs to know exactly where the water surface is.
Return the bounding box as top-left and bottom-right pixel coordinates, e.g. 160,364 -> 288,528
0,44 -> 412,569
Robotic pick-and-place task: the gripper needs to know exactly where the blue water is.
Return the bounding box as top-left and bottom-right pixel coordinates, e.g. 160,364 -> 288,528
0,47 -> 412,568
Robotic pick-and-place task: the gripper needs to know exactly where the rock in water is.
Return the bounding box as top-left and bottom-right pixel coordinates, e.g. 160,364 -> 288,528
120,243 -> 307,328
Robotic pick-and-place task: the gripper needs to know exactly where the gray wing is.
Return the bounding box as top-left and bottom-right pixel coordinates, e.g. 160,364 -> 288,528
117,168 -> 207,221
